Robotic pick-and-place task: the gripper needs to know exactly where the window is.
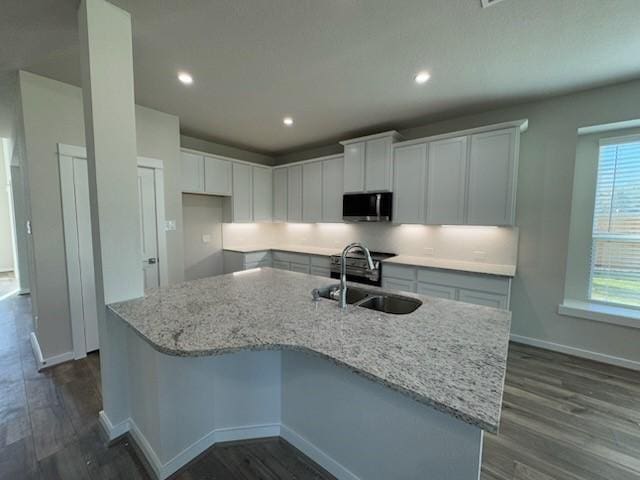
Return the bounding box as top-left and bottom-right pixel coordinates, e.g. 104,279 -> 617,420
590,136 -> 640,308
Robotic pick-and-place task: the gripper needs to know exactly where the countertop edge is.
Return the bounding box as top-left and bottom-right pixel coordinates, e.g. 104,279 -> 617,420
107,304 -> 500,433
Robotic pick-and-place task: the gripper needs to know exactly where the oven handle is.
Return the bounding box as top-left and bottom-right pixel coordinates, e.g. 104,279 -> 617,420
375,193 -> 381,219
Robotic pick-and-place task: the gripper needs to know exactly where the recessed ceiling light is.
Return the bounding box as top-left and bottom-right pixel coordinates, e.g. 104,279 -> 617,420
414,71 -> 431,84
178,71 -> 193,85
283,117 -> 294,126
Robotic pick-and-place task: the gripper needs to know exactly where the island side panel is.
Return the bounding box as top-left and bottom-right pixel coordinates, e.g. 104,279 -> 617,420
281,350 -> 483,480
124,330 -> 282,478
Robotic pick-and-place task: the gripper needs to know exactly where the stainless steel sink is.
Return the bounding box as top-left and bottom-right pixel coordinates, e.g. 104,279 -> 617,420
313,285 -> 422,314
357,295 -> 422,315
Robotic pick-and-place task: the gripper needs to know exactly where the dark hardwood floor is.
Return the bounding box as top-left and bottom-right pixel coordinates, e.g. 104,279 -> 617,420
1,293 -> 639,480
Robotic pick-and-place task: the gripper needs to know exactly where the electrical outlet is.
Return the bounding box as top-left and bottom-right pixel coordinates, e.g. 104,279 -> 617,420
164,220 -> 176,231
202,234 -> 211,244
423,247 -> 434,255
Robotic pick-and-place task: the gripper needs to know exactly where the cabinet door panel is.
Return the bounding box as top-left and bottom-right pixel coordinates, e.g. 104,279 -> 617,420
273,168 -> 288,222
343,142 -> 365,193
310,266 -> 331,278
204,156 -> 232,195
322,157 -> 344,223
290,262 -> 311,274
253,166 -> 272,222
417,282 -> 456,300
273,260 -> 290,270
467,128 -> 517,226
287,165 -> 303,222
458,289 -> 507,309
302,162 -> 323,223
427,136 -> 467,225
393,143 -> 427,224
181,151 -> 204,193
231,163 -> 252,222
365,137 -> 392,192
382,278 -> 416,293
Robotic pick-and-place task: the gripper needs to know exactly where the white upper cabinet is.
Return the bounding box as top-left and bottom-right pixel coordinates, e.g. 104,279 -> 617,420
343,142 -> 365,193
273,168 -> 288,222
204,155 -> 232,196
181,151 -> 204,193
467,128 -> 517,226
230,163 -> 253,223
341,132 -> 400,193
252,166 -> 272,222
427,136 -> 467,225
393,144 -> 427,224
322,156 -> 344,223
365,136 -> 394,192
287,165 -> 303,222
302,162 -> 323,223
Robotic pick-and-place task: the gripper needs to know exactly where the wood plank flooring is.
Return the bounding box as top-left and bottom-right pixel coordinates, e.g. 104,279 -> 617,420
1,293 -> 639,479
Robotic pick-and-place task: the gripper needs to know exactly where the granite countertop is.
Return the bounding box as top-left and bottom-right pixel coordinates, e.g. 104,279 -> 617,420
109,268 -> 511,432
223,246 -> 515,277
383,255 -> 516,277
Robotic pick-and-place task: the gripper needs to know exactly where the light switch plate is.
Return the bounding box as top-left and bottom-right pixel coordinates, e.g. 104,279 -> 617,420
202,234 -> 211,243
164,220 -> 176,231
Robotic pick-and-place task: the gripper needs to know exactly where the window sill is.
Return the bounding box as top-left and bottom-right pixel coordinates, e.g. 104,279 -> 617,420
559,299 -> 640,329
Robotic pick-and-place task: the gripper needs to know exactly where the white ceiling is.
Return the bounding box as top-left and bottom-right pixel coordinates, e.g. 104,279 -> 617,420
2,0 -> 640,154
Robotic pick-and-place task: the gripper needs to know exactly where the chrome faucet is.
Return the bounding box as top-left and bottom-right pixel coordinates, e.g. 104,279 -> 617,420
339,243 -> 375,310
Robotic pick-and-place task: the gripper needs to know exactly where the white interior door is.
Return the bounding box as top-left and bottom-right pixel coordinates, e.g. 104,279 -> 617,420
60,156 -> 99,354
137,166 -> 160,289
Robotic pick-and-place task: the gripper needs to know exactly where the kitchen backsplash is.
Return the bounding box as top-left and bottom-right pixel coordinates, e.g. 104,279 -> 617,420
222,223 -> 519,266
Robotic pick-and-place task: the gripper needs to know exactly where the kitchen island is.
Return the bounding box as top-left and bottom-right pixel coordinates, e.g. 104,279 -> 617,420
104,268 -> 511,479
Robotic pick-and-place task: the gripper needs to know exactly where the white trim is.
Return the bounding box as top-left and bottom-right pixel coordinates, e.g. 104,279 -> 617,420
339,130 -> 402,146
272,153 -> 344,169
558,300 -> 640,329
0,289 -> 18,302
280,424 -> 361,480
137,156 -> 163,170
99,411 -> 130,441
57,143 -> 89,158
393,119 -> 529,149
30,332 -> 74,370
578,119 -> 640,136
510,334 -> 640,371
180,147 -> 274,169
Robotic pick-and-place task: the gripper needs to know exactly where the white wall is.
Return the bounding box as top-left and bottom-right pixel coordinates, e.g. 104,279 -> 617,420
0,144 -> 14,272
182,194 -> 224,280
274,78 -> 640,366
223,223 -> 519,267
18,71 -> 184,358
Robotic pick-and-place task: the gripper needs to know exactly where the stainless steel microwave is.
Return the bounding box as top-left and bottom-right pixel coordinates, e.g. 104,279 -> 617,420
343,192 -> 393,222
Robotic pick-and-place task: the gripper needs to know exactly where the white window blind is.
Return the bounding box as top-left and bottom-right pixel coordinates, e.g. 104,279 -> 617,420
590,136 -> 640,308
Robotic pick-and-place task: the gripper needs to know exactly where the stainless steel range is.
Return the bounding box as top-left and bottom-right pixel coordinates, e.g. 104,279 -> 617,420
330,249 -> 396,286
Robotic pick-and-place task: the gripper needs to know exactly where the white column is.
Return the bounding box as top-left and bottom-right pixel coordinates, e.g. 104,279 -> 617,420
78,0 -> 143,437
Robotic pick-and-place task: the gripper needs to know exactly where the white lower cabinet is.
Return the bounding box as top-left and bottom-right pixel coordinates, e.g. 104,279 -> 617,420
311,266 -> 331,278
383,263 -> 511,309
417,282 -> 456,300
458,289 -> 507,309
290,263 -> 311,274
223,250 -> 271,274
273,260 -> 290,270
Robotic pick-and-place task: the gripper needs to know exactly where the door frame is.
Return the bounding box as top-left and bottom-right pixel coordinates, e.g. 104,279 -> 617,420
58,143 -> 169,359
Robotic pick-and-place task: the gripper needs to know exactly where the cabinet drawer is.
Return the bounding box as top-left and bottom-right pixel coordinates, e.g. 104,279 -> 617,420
458,289 -> 507,309
417,282 -> 456,300
244,251 -> 271,264
310,266 -> 331,278
382,278 -> 416,293
417,268 -> 509,295
310,255 -> 331,268
272,251 -> 309,264
290,262 -> 311,274
272,260 -> 290,270
383,264 -> 417,281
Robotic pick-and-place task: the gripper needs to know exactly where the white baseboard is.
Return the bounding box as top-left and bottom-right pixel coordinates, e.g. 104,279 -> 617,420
29,332 -> 74,371
99,411 -> 131,441
280,424 -> 361,480
0,289 -> 19,302
510,334 -> 640,371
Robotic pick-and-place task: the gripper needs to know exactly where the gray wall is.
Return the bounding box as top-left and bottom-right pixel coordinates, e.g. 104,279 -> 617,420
181,134 -> 274,166
275,79 -> 640,365
182,194 -> 224,281
18,71 -> 184,358
0,145 -> 14,271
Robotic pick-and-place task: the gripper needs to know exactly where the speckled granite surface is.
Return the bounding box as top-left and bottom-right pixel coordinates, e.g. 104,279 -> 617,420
109,268 -> 511,432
